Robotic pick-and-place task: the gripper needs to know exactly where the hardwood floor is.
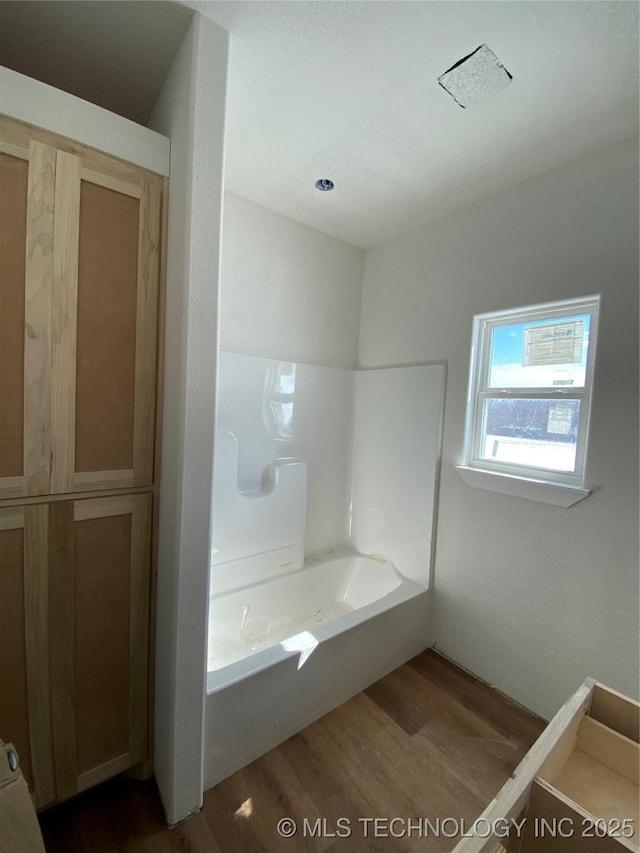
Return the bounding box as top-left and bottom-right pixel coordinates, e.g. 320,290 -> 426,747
39,650 -> 545,852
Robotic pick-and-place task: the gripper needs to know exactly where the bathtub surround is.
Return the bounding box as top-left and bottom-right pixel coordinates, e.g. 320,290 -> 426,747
211,352 -> 444,579
351,364 -> 446,586
205,351 -> 445,785
214,352 -> 354,555
211,430 -> 307,585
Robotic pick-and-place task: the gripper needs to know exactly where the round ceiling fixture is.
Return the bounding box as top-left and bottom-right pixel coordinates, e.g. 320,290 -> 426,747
315,178 -> 335,191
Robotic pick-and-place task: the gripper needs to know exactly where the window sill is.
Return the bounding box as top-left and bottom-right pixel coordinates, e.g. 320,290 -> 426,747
455,465 -> 590,507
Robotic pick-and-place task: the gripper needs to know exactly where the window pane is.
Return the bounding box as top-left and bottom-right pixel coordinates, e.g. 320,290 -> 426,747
479,398 -> 580,472
489,315 -> 591,389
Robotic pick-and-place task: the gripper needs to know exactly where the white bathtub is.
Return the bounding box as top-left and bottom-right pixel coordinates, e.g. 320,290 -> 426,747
204,550 -> 431,787
207,550 -> 424,692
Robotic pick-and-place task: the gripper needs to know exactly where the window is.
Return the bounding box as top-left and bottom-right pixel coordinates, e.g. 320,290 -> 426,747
458,296 -> 600,505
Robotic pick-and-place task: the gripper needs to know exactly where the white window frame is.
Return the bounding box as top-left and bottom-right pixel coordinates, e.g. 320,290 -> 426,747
457,295 -> 600,507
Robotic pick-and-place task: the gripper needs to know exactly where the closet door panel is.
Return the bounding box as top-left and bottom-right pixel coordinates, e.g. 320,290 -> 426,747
48,500 -> 77,801
50,152 -> 80,495
0,134 -> 56,499
128,493 -> 152,763
74,506 -> 131,777
75,181 -> 138,479
0,506 -> 55,808
0,153 -> 28,489
0,512 -> 30,784
2,119 -> 161,500
23,504 -> 56,808
68,171 -> 159,494
132,180 -> 161,487
47,495 -> 152,794
24,142 -> 56,496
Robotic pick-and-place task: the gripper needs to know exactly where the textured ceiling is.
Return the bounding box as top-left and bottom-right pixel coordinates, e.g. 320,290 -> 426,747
1,1 -> 638,249
191,0 -> 639,248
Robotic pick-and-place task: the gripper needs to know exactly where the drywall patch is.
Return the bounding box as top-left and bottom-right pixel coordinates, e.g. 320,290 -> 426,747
438,44 -> 512,108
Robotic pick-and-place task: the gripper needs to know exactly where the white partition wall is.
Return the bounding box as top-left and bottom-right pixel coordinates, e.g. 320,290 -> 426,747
351,365 -> 446,587
148,14 -> 229,826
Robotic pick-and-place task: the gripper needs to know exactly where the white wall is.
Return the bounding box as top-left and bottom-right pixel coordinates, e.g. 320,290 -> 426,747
220,191 -> 364,368
359,137 -> 640,720
148,13 -> 228,825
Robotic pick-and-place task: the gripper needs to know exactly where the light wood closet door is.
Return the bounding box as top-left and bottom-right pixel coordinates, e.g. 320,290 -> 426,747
49,494 -> 152,800
54,156 -> 160,494
0,116 -> 161,498
0,506 -> 56,809
0,116 -> 162,806
0,134 -> 55,499
0,497 -> 151,806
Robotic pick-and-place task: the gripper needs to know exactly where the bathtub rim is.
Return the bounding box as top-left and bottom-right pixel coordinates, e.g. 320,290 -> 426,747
210,545 -> 409,600
206,548 -> 427,695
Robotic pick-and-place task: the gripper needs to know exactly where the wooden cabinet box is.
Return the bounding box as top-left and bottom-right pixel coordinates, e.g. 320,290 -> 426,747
0,115 -> 163,809
0,115 -> 161,500
453,678 -> 639,853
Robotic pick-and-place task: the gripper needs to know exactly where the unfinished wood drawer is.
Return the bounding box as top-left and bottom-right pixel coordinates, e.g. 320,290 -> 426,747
453,678 -> 640,853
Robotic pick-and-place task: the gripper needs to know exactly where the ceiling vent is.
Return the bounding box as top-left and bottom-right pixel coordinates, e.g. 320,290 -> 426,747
438,44 -> 512,108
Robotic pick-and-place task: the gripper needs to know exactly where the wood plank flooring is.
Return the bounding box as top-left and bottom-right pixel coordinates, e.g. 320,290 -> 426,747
39,649 -> 545,852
